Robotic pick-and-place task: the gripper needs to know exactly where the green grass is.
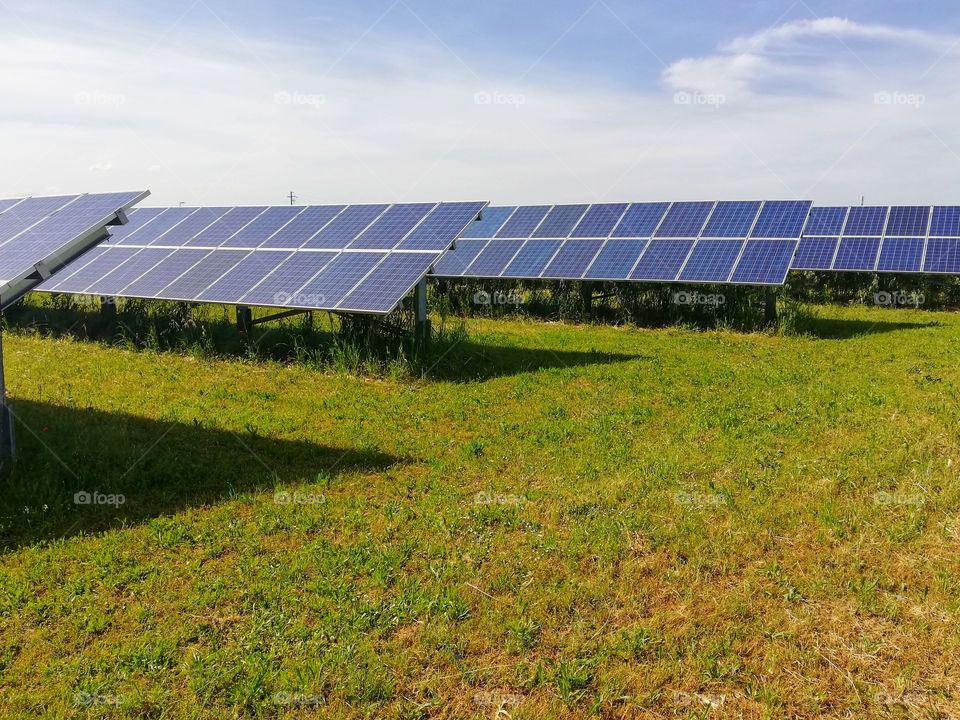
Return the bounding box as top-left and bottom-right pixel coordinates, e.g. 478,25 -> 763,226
2,303 -> 960,718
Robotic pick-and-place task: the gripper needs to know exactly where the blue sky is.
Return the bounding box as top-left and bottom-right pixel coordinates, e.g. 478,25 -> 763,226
2,0 -> 960,205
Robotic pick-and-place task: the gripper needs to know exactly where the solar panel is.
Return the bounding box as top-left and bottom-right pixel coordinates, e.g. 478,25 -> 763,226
348,203 -> 435,250
930,207 -> 960,237
461,206 -> 515,238
269,205 -> 347,249
502,239 -> 562,277
729,240 -> 797,284
159,250 -> 249,300
611,203 -> 669,238
586,238 -> 648,279
922,238 -> 960,273
495,206 -> 550,238
38,246 -> 113,293
833,237 -> 881,270
842,206 -> 888,236
678,239 -> 744,282
654,202 -> 713,238
86,248 -> 176,296
184,207 -> 267,248
876,237 -> 925,272
294,252 -> 385,308
338,252 -> 436,312
750,201 -> 811,238
0,195 -> 78,244
240,251 -> 338,306
0,198 -> 23,213
803,207 -> 847,236
399,201 -> 486,251
570,203 -> 628,238
630,239 -> 694,280
700,201 -> 761,238
121,249 -> 210,298
123,208 -> 196,245
157,208 -> 229,245
467,238 -> 525,276
432,238 -> 489,277
885,206 -> 930,237
104,207 -> 166,244
793,237 -> 839,270
221,206 -> 304,248
541,239 -> 605,279
197,251 -> 294,303
532,205 -> 589,238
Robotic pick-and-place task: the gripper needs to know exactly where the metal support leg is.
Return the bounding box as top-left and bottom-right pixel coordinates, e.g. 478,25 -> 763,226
236,306 -> 253,333
100,296 -> 116,321
581,281 -> 593,317
764,288 -> 778,324
414,279 -> 430,345
0,317 -> 15,461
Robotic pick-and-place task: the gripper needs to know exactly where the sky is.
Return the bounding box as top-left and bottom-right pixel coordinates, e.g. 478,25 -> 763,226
2,0 -> 960,206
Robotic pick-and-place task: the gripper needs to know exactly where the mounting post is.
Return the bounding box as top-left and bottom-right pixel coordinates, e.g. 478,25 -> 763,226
414,279 -> 430,345
0,315 -> 15,461
100,296 -> 116,321
764,288 -> 778,324
236,305 -> 253,333
580,281 -> 593,317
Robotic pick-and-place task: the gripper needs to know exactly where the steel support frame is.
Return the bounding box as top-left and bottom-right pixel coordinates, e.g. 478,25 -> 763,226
0,316 -> 14,460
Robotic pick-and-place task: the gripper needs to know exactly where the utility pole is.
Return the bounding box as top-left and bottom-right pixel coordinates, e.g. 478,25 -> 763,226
288,191 -> 297,206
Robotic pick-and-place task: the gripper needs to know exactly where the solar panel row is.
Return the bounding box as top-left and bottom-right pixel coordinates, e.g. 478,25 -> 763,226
40,201 -> 487,314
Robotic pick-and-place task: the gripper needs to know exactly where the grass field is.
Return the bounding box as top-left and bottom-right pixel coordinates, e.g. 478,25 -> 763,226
2,302 -> 959,718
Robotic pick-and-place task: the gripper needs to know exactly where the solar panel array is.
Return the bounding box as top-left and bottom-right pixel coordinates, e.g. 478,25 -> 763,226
0,191 -> 148,308
793,205 -> 960,274
433,201 -> 812,286
39,202 -> 487,315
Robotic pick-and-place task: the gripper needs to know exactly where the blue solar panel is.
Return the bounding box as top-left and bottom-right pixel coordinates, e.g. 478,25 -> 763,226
541,239 -> 605,279
159,250 -> 249,299
750,201 -> 811,238
122,208 -> 195,245
842,207 -> 888,236
803,207 -> 847,236
294,252 -> 385,308
43,247 -> 139,293
729,240 -> 797,284
197,251 -> 294,303
220,206 -> 304,248
876,237 -> 925,272
348,203 -> 435,250
240,251 -> 338,306
460,206 -> 515,238
0,195 -> 78,244
121,249 -> 209,297
792,237 -> 839,270
885,207 -> 930,237
586,239 -> 648,279
338,252 -> 435,313
922,239 -> 960,273
399,201 -> 487,251
495,206 -> 550,238
85,248 -> 175,296
833,237 -> 881,270
678,239 -> 744,282
154,208 -> 229,245
105,207 -> 166,244
610,203 -> 669,238
432,239 -> 489,276
184,207 -> 267,247
700,201 -> 761,238
654,202 -> 713,238
929,207 -> 960,237
37,246 -> 111,292
0,198 -> 23,213
570,204 -> 628,238
268,205 -> 348,249
502,239 -> 562,277
532,205 -> 589,238
630,239 -> 694,280
467,239 -> 524,276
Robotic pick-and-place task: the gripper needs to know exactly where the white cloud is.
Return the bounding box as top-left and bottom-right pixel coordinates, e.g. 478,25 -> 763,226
1,12 -> 960,205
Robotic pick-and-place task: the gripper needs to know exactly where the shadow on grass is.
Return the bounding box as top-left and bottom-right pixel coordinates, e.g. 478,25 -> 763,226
795,317 -> 941,340
0,400 -> 401,550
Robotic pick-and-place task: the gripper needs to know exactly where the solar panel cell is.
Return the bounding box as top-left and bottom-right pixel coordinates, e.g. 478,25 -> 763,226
729,239 -> 797,284
750,201 -> 811,238
240,251 -> 338,306
570,204 -> 628,238
268,205 -> 348,249
431,238 -> 489,276
792,237 -> 839,270
495,206 -> 550,238
296,252 -> 386,307
338,252 -> 435,313
803,207 -> 847,236
678,239 -> 744,282
876,237 -> 925,272
86,248 -> 176,296
467,239 -> 525,276
460,206 -> 515,238
153,208 -> 229,245
700,201 -> 761,238
930,207 -> 960,237
185,207 -> 267,247
842,207 -> 888,236
398,201 -> 487,250
121,249 -> 210,297
630,239 -> 694,280
586,239 -> 648,278
502,239 -> 562,277
531,204 -> 589,238
159,250 -> 249,299
654,202 -> 713,238
197,251 -> 294,302
541,239 -> 605,278
348,203 -> 435,250
220,206 -> 304,248
885,206 -> 930,237
833,237 -> 882,270
922,238 -> 960,273
610,203 -> 669,238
